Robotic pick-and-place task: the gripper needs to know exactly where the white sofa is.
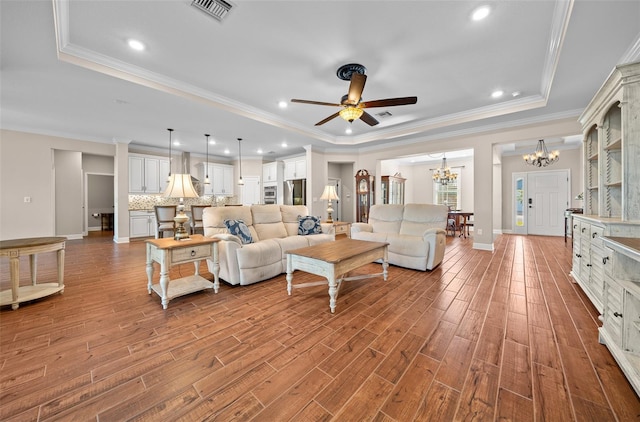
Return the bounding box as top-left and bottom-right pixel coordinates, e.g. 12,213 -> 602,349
350,204 -> 448,271
203,204 -> 334,285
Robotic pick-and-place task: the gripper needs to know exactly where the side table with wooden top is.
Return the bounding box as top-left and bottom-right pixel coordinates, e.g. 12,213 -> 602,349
0,237 -> 66,310
145,234 -> 220,309
331,221 -> 351,239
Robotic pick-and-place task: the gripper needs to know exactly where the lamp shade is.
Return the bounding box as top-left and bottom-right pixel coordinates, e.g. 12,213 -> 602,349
163,174 -> 199,198
320,185 -> 340,201
339,107 -> 363,122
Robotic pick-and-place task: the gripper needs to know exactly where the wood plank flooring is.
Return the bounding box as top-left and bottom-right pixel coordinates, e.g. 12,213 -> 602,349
1,232 -> 639,421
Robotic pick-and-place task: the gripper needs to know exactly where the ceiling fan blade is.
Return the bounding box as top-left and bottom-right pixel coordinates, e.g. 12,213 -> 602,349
291,99 -> 342,107
360,110 -> 379,126
359,96 -> 418,108
315,111 -> 341,126
346,73 -> 367,105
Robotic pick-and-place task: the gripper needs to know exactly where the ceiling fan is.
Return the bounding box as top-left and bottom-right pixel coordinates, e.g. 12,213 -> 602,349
291,64 -> 418,126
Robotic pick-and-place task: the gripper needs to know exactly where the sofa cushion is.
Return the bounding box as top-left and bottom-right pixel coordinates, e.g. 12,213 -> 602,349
399,204 -> 448,235
251,204 -> 287,240
281,205 -> 310,236
386,233 -> 429,256
224,219 -> 253,244
368,204 -> 404,234
298,215 -> 323,235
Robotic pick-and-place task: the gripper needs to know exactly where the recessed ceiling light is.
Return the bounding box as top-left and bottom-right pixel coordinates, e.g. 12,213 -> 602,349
278,101 -> 288,109
257,148 -> 263,154
209,138 -> 216,145
471,5 -> 491,21
173,140 -> 180,146
127,39 -> 145,51
224,148 -> 230,154
491,90 -> 504,99
281,142 -> 288,148
345,127 -> 353,135
512,91 -> 521,97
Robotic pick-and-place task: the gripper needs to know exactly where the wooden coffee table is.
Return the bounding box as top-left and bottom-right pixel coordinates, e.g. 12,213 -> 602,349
286,238 -> 389,313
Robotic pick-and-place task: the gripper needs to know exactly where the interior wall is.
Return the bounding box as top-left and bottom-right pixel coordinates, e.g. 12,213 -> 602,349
0,129 -> 115,240
54,150 -> 83,238
500,147 -> 583,232
339,163 -> 355,223
354,116 -> 582,249
404,156 -> 474,209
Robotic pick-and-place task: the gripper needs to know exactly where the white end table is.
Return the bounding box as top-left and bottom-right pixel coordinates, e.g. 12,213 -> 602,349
145,234 -> 220,309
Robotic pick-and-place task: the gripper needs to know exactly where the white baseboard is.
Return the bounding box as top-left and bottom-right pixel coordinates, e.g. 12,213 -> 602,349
473,241 -> 494,251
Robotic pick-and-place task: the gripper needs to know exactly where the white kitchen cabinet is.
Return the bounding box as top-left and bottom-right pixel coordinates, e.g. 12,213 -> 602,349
284,157 -> 306,180
197,163 -> 234,196
130,210 -> 157,238
263,161 -> 283,185
571,215 -> 640,313
129,154 -> 170,194
600,237 -> 640,397
572,219 -> 606,312
212,164 -> 234,195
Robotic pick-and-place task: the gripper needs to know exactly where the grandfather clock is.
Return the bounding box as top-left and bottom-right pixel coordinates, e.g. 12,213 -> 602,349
355,169 -> 374,223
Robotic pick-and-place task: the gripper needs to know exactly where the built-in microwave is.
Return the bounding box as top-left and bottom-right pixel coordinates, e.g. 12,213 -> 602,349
264,185 -> 277,204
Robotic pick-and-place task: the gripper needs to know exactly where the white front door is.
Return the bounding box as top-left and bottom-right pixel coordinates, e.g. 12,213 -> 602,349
527,170 -> 569,236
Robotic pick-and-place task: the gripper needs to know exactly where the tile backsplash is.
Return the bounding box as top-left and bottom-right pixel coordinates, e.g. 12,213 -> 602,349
128,194 -> 238,210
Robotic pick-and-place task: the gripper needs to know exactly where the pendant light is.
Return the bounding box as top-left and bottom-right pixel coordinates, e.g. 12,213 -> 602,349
237,137 -> 244,186
167,128 -> 173,182
204,134 -> 210,184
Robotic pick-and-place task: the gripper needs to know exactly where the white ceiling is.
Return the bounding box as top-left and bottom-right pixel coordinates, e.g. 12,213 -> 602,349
1,1 -> 639,161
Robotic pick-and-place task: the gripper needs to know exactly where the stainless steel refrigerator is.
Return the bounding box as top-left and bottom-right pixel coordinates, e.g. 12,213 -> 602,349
284,179 -> 306,205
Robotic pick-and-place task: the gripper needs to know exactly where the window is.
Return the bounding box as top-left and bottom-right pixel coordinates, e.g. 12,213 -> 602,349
433,169 -> 461,209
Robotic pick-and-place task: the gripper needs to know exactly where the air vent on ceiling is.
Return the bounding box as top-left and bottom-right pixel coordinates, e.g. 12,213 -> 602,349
376,111 -> 393,118
191,0 -> 234,22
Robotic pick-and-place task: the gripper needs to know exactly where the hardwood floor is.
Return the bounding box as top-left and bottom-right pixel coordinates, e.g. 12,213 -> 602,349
1,232 -> 639,421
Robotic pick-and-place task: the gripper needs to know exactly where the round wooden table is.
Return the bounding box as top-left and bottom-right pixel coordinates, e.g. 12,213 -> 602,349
0,237 -> 66,310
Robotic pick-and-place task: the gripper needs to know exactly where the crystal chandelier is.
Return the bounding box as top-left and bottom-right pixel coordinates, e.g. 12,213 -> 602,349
433,155 -> 457,185
523,139 -> 559,167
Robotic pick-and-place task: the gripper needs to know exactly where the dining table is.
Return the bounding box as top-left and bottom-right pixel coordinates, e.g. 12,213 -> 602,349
448,211 -> 474,238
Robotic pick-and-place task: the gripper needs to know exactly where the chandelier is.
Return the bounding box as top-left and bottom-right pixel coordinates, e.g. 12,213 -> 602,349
433,155 -> 457,185
523,139 -> 559,167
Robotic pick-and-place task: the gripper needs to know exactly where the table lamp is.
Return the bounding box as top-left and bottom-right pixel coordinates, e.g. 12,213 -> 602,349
164,174 -> 199,240
320,185 -> 340,223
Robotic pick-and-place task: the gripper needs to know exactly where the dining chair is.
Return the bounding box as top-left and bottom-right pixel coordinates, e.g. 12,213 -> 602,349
446,206 -> 458,237
154,205 -> 177,239
190,205 -> 208,235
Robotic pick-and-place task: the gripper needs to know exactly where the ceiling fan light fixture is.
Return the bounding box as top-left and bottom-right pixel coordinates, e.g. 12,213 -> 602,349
339,107 -> 363,122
